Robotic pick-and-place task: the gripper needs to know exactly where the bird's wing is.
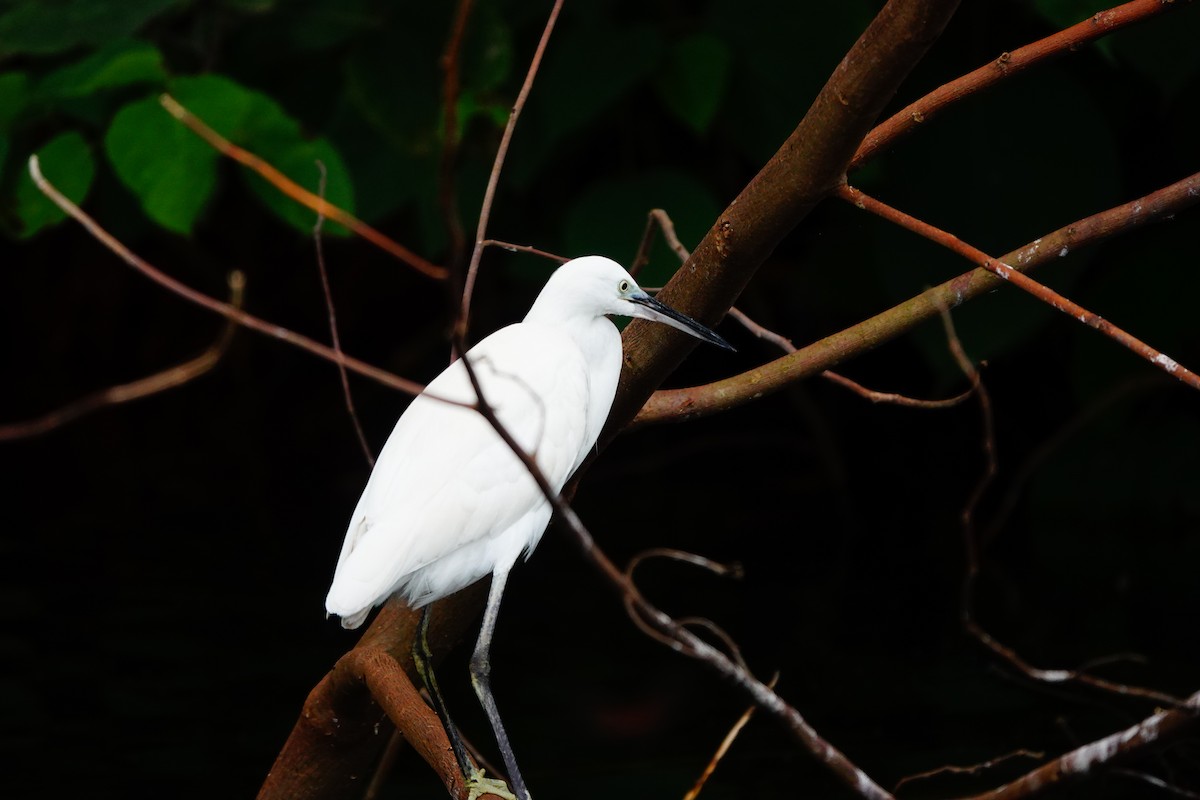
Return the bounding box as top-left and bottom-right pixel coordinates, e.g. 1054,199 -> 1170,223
326,324 -> 591,615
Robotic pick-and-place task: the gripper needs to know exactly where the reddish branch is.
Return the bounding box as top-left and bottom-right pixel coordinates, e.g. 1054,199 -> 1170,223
636,169 -> 1200,425
837,183 -> 1200,389
258,589 -> 498,800
852,0 -> 1187,167
158,95 -> 446,281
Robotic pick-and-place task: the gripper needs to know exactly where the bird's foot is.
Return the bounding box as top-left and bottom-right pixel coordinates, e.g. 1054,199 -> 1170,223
464,767 -> 520,800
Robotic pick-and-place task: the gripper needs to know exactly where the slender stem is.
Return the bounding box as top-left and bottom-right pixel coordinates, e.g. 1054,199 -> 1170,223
312,161 -> 375,466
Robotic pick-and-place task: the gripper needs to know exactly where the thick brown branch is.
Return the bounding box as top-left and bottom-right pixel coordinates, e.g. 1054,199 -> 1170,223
636,170 -> 1200,425
257,588 -> 492,800
853,0 -> 1188,167
606,0 -> 964,439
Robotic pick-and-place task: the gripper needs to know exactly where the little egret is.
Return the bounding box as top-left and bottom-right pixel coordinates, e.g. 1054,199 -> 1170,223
325,255 -> 732,799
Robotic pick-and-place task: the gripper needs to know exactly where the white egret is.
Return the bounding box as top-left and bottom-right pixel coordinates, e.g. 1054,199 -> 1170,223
325,255 -> 732,799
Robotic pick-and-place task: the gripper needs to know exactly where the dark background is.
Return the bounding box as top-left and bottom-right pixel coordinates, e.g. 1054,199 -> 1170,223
2,1 -> 1198,798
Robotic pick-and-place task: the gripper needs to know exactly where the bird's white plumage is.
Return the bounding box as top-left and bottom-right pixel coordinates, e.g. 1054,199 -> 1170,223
322,256 -> 731,800
326,256 -> 640,628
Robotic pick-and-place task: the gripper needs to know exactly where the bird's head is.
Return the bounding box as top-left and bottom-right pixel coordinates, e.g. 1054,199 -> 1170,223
530,255 -> 734,351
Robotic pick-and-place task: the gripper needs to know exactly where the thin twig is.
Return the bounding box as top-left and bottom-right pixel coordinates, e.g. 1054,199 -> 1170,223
480,239 -> 568,262
946,290 -> 1186,708
729,305 -> 977,409
0,270 -> 244,440
684,672 -> 780,800
630,208 -> 691,278
852,0 -> 1186,167
28,155 -> 431,400
312,160 -> 374,467
837,183 -> 1200,390
158,94 -> 446,281
893,748 -> 1045,792
457,0 -> 565,336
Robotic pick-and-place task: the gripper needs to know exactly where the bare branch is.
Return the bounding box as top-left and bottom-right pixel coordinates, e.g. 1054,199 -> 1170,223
28,154 -> 428,400
480,239 -> 568,263
957,691 -> 1200,800
853,0 -> 1187,167
893,749 -> 1044,793
836,183 -> 1200,389
636,170 -> 1200,425
312,160 -> 374,467
630,208 -> 692,278
457,0 -> 565,336
684,673 -> 780,800
0,270 -> 243,441
608,0 -> 965,439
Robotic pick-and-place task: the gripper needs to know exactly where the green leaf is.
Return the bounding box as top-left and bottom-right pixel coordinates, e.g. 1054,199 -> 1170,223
0,0 -> 183,57
105,94 -> 219,234
37,40 -> 167,100
656,34 -> 731,136
105,74 -> 355,236
16,131 -> 95,237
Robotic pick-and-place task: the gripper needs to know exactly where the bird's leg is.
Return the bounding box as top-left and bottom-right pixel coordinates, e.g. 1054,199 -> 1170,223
414,605 -> 517,800
470,569 -> 531,800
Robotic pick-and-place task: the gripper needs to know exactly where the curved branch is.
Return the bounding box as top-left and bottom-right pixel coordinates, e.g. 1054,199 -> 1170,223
28,155 -> 426,399
0,270 -> 244,440
257,588 -> 494,800
853,0 -> 1188,168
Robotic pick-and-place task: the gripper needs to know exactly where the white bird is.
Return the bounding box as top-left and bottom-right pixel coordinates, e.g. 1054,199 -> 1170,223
325,255 -> 731,800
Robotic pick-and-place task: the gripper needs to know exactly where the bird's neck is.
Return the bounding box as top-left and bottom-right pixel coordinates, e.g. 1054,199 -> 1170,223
524,300 -> 619,364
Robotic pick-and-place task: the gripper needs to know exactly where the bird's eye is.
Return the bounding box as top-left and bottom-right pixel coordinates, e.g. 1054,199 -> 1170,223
618,279 -> 631,293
